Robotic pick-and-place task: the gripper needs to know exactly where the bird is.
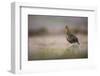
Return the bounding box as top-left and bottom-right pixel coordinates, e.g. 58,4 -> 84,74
65,25 -> 80,45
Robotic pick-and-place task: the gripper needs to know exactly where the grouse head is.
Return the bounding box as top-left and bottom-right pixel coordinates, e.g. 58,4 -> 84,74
65,25 -> 71,35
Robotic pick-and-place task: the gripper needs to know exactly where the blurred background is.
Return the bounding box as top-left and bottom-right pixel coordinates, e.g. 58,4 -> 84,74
28,15 -> 88,36
28,15 -> 88,60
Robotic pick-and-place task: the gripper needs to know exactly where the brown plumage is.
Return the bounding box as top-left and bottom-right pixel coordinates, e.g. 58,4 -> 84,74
65,25 -> 80,45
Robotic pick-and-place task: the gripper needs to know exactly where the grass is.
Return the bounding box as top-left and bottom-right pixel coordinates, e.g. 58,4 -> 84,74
28,44 -> 88,60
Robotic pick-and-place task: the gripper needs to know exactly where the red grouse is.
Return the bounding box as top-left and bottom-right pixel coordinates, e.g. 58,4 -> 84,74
65,25 -> 80,45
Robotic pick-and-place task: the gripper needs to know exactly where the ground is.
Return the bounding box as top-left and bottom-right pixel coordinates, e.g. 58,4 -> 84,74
28,34 -> 88,60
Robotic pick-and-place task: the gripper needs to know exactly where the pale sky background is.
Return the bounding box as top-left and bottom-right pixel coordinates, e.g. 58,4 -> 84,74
28,15 -> 88,32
